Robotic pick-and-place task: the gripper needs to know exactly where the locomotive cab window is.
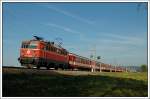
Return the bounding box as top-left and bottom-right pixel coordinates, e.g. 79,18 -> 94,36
21,43 -> 28,48
28,44 -> 37,49
28,41 -> 38,49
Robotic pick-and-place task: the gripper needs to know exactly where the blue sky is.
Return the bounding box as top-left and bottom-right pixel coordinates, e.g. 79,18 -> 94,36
3,2 -> 147,66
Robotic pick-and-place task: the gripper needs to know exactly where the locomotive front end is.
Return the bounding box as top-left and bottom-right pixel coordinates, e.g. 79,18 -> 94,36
18,40 -> 41,68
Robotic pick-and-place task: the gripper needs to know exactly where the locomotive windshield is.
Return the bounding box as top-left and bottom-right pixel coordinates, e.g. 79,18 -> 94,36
28,44 -> 37,49
22,41 -> 38,49
28,41 -> 38,49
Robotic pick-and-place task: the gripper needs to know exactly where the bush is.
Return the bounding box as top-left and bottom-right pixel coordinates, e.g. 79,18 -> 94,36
141,64 -> 147,72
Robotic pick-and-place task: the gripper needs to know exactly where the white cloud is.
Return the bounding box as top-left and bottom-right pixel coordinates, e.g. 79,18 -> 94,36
101,33 -> 146,46
78,32 -> 147,50
46,6 -> 95,25
46,23 -> 80,35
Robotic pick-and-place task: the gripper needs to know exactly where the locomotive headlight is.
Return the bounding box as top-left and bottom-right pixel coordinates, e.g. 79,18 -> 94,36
27,50 -> 30,54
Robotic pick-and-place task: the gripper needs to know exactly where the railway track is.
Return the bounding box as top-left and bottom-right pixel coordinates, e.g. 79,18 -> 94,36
2,66 -> 59,76
2,66 -> 126,77
2,66 -> 100,76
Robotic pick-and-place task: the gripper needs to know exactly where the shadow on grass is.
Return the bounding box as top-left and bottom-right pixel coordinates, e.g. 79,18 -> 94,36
3,70 -> 148,97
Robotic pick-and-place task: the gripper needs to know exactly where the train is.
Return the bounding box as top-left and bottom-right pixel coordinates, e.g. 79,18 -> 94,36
18,36 -> 126,72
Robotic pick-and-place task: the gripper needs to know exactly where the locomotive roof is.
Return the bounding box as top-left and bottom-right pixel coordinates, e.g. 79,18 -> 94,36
22,39 -> 68,51
45,41 -> 68,51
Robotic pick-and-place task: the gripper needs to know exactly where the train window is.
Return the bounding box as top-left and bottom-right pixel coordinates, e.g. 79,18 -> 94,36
21,44 -> 28,48
54,47 -> 56,52
25,45 -> 28,48
61,50 -> 63,55
58,50 -> 60,54
51,47 -> 54,52
28,42 -> 38,49
82,59 -> 84,64
28,45 -> 37,49
43,46 -> 46,50
79,58 -> 81,63
48,46 -> 50,51
60,50 -> 67,56
28,44 -> 37,49
60,50 -> 63,55
21,44 -> 23,48
75,58 -> 78,62
52,47 -> 54,52
49,46 -> 51,51
57,49 -> 59,53
76,58 -> 78,62
59,50 -> 61,54
77,58 -> 79,62
21,44 -> 24,48
83,59 -> 85,64
46,45 -> 49,51
65,51 -> 67,55
63,51 -> 65,55
62,51 -> 64,55
60,50 -> 62,55
50,46 -> 52,51
80,59 -> 82,63
61,51 -> 63,55
53,47 -> 55,52
52,47 -> 55,52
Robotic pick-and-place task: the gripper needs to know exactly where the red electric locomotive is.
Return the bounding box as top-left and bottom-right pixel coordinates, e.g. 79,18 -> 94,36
18,36 -> 68,69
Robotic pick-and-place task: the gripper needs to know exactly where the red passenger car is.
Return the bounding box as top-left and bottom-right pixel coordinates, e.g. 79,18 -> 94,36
68,53 -> 92,70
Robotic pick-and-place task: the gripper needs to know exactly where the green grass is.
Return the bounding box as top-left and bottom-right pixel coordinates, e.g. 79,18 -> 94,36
91,72 -> 148,82
3,70 -> 148,97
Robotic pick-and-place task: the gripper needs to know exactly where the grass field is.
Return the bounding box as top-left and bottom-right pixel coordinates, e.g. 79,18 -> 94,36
2,67 -> 148,97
